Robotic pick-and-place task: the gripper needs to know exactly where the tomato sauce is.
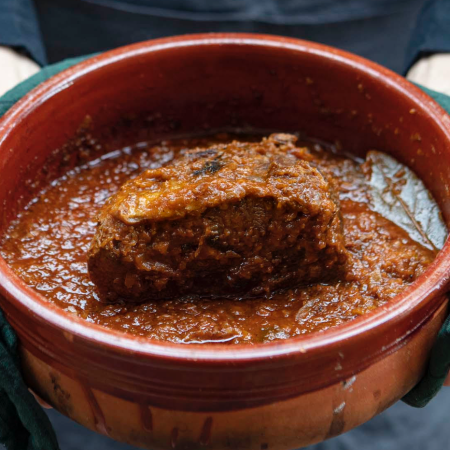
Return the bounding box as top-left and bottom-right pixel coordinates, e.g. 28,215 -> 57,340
0,134 -> 436,344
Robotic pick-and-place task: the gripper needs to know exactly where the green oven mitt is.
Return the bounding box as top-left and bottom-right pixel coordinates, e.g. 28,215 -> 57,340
400,84 -> 450,408
403,313 -> 450,407
0,56 -> 450,450
0,56 -> 87,450
0,310 -> 59,450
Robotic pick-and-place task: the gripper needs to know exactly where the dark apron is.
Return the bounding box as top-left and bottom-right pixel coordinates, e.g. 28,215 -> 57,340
35,0 -> 425,73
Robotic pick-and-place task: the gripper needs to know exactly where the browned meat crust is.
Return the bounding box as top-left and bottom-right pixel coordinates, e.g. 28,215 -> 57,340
88,134 -> 348,302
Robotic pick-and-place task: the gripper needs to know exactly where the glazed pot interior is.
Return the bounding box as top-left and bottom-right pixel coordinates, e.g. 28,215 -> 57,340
2,36 -> 450,229
1,34 -> 450,369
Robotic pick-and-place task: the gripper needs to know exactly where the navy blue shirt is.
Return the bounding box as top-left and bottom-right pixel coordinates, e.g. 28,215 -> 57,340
1,1 -> 450,449
3,0 -> 450,73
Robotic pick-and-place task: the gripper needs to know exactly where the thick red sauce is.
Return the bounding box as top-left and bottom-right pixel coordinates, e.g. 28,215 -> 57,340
0,135 -> 436,344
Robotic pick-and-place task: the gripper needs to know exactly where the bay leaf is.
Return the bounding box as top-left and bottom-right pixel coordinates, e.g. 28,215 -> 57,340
364,150 -> 447,252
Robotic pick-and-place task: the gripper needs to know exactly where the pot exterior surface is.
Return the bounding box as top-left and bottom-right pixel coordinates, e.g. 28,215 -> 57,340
1,35 -> 450,448
21,300 -> 447,450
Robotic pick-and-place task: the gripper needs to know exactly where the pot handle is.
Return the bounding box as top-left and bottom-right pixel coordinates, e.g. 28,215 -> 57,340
402,310 -> 450,407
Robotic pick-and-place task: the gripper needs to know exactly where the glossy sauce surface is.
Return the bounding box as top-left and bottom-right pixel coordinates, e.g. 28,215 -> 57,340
0,135 -> 436,344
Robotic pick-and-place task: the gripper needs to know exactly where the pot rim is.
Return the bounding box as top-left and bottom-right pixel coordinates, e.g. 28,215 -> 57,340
1,33 -> 450,363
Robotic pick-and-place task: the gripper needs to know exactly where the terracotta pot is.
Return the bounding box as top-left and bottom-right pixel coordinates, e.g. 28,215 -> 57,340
1,34 -> 450,450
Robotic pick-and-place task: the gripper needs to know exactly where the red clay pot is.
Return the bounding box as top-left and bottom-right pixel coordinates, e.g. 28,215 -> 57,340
1,34 -> 450,450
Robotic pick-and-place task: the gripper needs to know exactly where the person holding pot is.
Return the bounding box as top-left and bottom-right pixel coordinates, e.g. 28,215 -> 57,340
0,1 -> 450,450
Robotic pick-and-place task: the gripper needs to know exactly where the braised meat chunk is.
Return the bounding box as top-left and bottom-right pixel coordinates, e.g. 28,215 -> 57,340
88,134 -> 348,302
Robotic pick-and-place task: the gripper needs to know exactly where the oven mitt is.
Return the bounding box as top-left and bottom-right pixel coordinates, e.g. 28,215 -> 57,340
0,309 -> 59,450
402,312 -> 450,407
401,83 -> 450,408
0,56 -> 450,450
0,56 -> 87,450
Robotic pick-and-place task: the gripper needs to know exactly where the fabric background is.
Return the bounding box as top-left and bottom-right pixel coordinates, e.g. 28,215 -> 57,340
2,0 -> 441,73
0,0 -> 46,65
405,0 -> 450,70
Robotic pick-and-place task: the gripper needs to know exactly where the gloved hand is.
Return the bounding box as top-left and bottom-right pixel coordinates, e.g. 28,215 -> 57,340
0,45 -> 58,409
407,54 -> 450,387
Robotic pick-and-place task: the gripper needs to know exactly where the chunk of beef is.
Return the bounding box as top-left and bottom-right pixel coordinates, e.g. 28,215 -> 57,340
88,134 -> 347,302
